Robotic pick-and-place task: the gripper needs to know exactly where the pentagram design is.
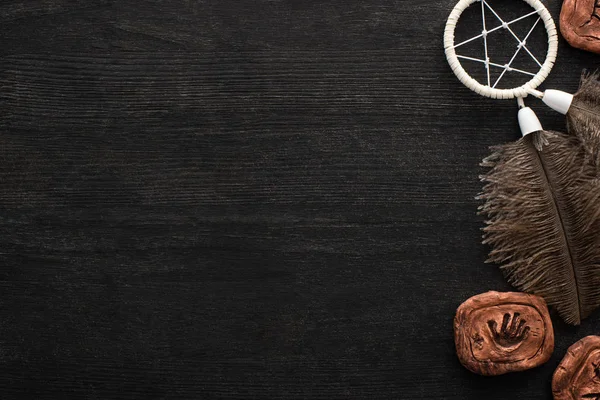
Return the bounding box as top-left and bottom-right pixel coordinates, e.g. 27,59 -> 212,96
453,0 -> 543,89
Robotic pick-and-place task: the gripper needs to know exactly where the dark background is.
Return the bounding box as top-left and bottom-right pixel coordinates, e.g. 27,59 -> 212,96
1,0 -> 600,398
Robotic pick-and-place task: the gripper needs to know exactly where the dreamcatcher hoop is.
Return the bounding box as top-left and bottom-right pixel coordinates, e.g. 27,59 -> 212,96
444,0 -> 558,99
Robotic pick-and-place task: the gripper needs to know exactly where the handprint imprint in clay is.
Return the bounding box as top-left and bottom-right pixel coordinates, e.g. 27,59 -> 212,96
454,292 -> 554,376
487,312 -> 530,348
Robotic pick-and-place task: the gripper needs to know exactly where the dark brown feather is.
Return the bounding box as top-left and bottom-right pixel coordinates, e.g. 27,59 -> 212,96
568,71 -> 600,166
479,130 -> 600,325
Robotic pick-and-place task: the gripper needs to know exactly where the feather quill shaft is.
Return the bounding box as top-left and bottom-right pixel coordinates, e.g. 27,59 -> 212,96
479,130 -> 600,325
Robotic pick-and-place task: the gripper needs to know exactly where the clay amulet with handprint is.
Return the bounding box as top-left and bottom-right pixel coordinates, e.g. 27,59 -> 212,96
454,291 -> 554,376
553,336 -> 600,400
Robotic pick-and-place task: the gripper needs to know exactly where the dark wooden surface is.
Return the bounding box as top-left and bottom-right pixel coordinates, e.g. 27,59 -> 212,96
2,0 -> 600,398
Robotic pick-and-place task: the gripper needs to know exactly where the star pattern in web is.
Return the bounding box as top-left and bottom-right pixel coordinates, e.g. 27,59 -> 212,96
453,0 -> 543,88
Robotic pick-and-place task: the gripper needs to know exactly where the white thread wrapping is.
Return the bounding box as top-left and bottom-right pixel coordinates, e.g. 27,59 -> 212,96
443,0 -> 557,99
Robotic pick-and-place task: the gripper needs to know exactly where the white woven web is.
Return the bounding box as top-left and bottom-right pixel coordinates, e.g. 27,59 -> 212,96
453,0 -> 542,89
444,0 -> 557,99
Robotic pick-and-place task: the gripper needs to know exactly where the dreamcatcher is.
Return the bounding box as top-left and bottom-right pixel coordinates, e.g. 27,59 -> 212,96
444,0 -> 600,325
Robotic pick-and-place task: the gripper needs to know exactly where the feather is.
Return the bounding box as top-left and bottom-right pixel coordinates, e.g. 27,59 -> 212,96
479,130 -> 600,325
567,71 -> 600,166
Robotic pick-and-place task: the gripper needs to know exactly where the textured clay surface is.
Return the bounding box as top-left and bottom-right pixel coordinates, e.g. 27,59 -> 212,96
553,336 -> 600,399
454,291 -> 554,376
561,0 -> 600,53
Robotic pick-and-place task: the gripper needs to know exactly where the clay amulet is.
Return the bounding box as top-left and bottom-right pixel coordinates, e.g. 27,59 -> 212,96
561,0 -> 600,54
553,336 -> 600,400
454,291 -> 554,376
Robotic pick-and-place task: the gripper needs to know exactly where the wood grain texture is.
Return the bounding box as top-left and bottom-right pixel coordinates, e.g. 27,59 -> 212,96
1,0 -> 600,399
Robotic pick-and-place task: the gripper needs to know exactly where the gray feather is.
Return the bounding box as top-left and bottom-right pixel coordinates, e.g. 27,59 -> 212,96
567,71 -> 600,167
479,130 -> 600,325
